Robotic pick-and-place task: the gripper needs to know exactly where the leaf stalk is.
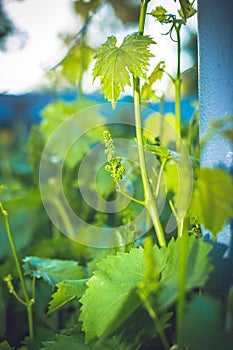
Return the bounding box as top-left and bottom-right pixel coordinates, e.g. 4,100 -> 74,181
0,202 -> 34,339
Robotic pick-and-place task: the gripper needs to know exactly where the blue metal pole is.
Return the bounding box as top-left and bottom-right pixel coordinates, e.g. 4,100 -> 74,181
198,0 -> 233,247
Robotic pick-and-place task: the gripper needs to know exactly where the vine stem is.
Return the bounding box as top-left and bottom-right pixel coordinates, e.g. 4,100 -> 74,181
134,0 -> 166,247
174,23 -> 182,150
173,21 -> 188,348
0,203 -> 34,339
141,292 -> 170,350
177,227 -> 188,349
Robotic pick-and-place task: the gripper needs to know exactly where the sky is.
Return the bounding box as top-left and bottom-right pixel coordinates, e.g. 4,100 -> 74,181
0,0 -> 197,95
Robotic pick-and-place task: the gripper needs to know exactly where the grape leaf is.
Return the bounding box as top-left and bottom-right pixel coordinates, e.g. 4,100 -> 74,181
19,326 -> 55,350
42,334 -> 92,350
42,333 -> 129,350
48,279 -> 88,315
158,236 -> 213,310
178,0 -> 197,21
149,6 -> 168,23
93,33 -> 155,108
190,168 -> 233,239
144,112 -> 176,146
23,257 -> 84,288
73,0 -> 101,19
79,237 -> 213,342
79,246 -> 168,342
141,61 -> 165,101
61,42 -> 94,85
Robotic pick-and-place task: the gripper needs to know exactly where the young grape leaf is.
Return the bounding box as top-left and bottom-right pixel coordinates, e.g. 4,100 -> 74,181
93,33 -> 155,108
144,112 -> 176,147
23,257 -> 84,288
61,42 -> 95,85
178,0 -> 197,21
190,168 -> 233,239
73,0 -> 101,19
79,246 -> 168,342
149,6 -> 168,23
141,61 -> 165,101
48,279 -> 88,315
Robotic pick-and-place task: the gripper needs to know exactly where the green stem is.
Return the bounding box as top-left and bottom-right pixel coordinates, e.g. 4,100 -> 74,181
175,24 -> 182,149
116,183 -> 145,206
139,290 -> 170,350
133,1 -> 166,247
0,203 -> 34,339
32,276 -> 36,301
134,79 -> 166,247
155,158 -> 168,198
138,0 -> 149,35
177,228 -> 189,349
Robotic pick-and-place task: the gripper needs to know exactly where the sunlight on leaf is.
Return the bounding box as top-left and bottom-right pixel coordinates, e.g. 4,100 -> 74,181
61,42 -> 95,85
93,33 -> 155,108
79,237 -> 212,342
149,6 -> 168,23
141,61 -> 165,102
79,248 -> 146,341
48,279 -> 88,315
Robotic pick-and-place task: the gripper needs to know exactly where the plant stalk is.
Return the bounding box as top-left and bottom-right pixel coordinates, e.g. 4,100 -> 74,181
133,0 -> 166,247
0,204 -> 34,339
177,228 -> 189,349
142,294 -> 170,350
175,24 -> 182,150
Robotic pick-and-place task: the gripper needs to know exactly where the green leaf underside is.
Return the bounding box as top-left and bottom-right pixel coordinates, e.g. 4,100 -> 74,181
93,34 -> 155,108
48,279 -> 88,315
178,0 -> 197,20
23,257 -> 84,288
79,237 -> 213,342
190,168 -> 233,239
